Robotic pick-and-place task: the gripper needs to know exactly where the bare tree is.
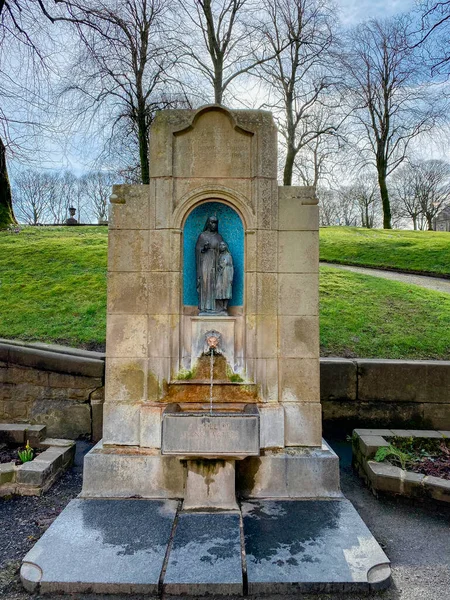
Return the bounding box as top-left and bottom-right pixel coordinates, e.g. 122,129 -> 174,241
258,0 -> 340,186
391,162 -> 424,229
12,169 -> 55,224
175,0 -> 272,105
348,176 -> 380,228
80,171 -> 115,223
416,0 -> 450,76
415,159 -> 450,229
340,16 -> 444,228
61,0 -> 185,184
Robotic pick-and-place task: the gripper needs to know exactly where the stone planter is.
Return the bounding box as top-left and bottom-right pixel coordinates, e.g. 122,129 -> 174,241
352,428 -> 450,503
0,424 -> 75,497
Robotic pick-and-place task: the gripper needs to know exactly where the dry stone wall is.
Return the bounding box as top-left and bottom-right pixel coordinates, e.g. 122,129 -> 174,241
0,341 -> 104,440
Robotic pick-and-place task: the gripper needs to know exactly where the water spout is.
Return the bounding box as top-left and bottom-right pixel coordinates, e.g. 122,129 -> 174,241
209,348 -> 214,415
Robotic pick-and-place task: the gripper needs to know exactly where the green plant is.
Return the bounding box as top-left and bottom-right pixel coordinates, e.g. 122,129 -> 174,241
374,445 -> 412,470
18,441 -> 34,463
175,369 -> 193,380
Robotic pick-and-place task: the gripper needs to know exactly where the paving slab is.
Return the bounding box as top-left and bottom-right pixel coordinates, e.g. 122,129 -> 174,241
242,498 -> 390,594
163,511 -> 243,596
20,498 -> 178,594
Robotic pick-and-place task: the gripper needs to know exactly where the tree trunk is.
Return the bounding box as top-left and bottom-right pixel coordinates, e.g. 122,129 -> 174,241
412,216 -> 417,230
0,137 -> 16,228
137,112 -> 150,185
283,145 -> 295,186
214,67 -> 223,104
377,163 -> 391,229
427,215 -> 433,230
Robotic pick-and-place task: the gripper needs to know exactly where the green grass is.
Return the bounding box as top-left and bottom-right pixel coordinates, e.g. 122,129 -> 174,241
320,266 -> 450,359
320,227 -> 450,276
0,226 -> 107,348
1,226 -> 450,359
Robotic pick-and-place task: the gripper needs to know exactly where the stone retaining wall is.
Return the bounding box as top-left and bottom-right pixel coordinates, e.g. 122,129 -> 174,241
0,341 -> 104,440
321,358 -> 450,436
1,341 -> 449,439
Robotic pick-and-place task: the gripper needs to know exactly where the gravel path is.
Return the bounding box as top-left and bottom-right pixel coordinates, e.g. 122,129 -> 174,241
1,440 -> 450,600
320,262 -> 450,294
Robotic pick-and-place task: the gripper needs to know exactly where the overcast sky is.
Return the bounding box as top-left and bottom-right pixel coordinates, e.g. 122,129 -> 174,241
337,0 -> 415,25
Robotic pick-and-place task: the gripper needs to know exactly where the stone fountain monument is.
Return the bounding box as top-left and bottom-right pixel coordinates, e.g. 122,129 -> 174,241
20,105 -> 390,595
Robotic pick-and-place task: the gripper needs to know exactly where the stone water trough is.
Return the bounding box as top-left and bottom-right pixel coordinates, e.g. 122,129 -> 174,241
161,403 -> 260,459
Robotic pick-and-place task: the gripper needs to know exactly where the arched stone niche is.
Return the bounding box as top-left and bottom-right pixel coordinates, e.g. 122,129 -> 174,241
182,201 -> 244,310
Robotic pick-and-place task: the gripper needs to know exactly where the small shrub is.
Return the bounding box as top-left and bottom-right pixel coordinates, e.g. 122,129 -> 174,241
18,441 -> 34,463
374,445 -> 412,470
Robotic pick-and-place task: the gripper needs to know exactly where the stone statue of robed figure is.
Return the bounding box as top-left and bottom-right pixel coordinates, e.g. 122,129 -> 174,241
196,216 -> 234,315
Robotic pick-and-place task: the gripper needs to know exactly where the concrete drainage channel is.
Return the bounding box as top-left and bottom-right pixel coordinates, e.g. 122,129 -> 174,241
0,423 -> 75,496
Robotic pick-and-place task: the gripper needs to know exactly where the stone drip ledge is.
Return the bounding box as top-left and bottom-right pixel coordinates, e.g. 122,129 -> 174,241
352,428 -> 450,503
0,423 -> 75,497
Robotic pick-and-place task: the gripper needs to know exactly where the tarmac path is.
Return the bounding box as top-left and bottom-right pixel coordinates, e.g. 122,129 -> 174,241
320,262 -> 450,295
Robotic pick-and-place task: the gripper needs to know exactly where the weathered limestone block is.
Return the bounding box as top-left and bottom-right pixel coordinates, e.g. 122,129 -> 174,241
283,403 -> 322,447
255,316 -> 278,359
256,273 -> 278,315
148,315 -> 175,359
81,441 -> 185,498
255,359 -> 278,403
106,314 -> 147,358
259,405 -> 284,449
107,273 -> 148,314
278,186 -> 317,205
109,185 -> 151,230
279,316 -> 320,359
105,358 -> 146,404
108,229 -> 149,272
147,272 -> 181,315
148,229 -> 181,273
279,201 -> 319,231
256,231 -> 278,273
147,357 -> 170,401
279,358 -> 320,402
173,109 -> 253,180
278,273 -> 319,316
245,231 -> 256,272
140,405 -> 163,448
278,231 -> 319,273
103,403 -> 140,446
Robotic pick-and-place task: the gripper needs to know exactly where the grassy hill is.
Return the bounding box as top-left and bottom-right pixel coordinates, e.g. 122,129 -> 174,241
320,227 -> 450,277
1,226 -> 449,359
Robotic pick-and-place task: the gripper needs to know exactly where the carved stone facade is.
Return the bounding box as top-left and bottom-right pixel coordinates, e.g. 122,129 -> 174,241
84,105 -> 329,499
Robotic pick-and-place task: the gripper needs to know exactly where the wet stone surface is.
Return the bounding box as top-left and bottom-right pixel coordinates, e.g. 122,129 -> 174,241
21,499 -> 178,594
163,512 -> 242,595
241,498 -> 390,594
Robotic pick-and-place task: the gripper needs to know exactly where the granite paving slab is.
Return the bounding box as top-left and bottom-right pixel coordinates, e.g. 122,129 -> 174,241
20,498 -> 178,594
163,511 -> 243,595
242,498 -> 390,594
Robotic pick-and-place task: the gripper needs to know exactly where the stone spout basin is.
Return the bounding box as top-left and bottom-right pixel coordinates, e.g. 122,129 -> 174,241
161,403 -> 260,460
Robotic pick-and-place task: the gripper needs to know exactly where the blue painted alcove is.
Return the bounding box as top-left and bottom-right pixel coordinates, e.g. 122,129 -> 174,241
183,202 -> 244,307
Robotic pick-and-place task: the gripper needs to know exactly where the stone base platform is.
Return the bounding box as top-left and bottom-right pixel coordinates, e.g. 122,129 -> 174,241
21,498 -> 390,595
81,440 -> 341,499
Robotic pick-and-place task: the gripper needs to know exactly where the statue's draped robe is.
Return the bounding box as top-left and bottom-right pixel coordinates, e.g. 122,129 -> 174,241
216,252 -> 233,300
195,230 -> 224,312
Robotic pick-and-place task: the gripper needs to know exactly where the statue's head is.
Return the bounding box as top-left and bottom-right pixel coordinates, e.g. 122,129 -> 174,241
204,215 -> 218,232
219,242 -> 228,253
